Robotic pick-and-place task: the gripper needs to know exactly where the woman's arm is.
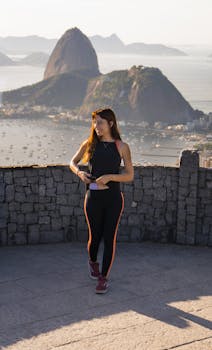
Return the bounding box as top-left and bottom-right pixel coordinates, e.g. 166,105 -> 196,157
96,142 -> 134,185
69,140 -> 91,184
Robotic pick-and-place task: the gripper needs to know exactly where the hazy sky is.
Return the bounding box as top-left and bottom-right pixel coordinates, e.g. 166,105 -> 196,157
0,0 -> 211,45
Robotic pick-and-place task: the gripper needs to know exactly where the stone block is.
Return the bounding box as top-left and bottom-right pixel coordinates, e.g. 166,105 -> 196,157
14,177 -> 27,186
130,227 -> 141,241
5,185 -> 14,202
9,212 -> 17,223
176,232 -> 186,244
60,206 -> 74,216
46,188 -> 56,196
46,177 -> 54,189
52,169 -> 63,182
57,183 -> 65,194
133,179 -> 142,189
27,177 -> 38,184
62,216 -> 71,227
205,204 -> 212,216
0,229 -> 7,245
40,230 -> 64,243
68,194 -> 80,206
179,177 -> 189,187
206,170 -> 212,180
39,216 -> 50,225
133,190 -> 142,201
77,215 -> 87,229
56,195 -> 68,205
77,229 -> 88,242
0,183 -> 5,198
73,207 -> 83,216
186,234 -> 195,245
63,173 -> 73,183
21,203 -> 33,213
39,185 -> 46,196
4,172 -> 13,184
10,233 -> 27,245
128,214 -> 140,226
9,202 -> 20,211
25,213 -> 38,224
154,187 -> 166,201
15,170 -> 25,177
15,192 -> 26,202
8,223 -> 17,233
51,217 -> 63,230
143,177 -> 152,188
190,173 -> 198,185
187,206 -> 196,215
17,214 -> 25,224
0,171 -> 3,182
0,218 -> 7,228
24,186 -> 32,195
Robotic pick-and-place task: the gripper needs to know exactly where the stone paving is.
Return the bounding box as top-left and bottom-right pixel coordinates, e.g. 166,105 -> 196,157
0,242 -> 211,349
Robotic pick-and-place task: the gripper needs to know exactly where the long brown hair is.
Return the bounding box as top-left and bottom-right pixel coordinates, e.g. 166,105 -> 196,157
82,108 -> 122,163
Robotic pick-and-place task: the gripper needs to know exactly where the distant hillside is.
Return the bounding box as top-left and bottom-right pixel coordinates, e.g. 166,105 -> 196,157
89,34 -> 187,56
0,52 -> 16,66
125,43 -> 186,56
3,71 -> 91,108
2,65 -> 198,124
79,66 -> 197,123
0,35 -> 56,54
0,33 -> 187,56
89,34 -> 125,53
19,52 -> 49,66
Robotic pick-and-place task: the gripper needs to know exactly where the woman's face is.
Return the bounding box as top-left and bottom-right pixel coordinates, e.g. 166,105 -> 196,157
93,115 -> 112,138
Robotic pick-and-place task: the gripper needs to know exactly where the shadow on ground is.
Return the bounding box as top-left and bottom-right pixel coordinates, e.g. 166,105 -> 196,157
0,242 -> 211,348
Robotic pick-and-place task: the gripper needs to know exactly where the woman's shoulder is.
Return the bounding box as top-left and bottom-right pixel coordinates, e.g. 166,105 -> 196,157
116,139 -> 130,149
115,139 -> 130,158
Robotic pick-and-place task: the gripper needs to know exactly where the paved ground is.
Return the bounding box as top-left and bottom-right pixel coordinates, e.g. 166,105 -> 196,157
0,241 -> 211,350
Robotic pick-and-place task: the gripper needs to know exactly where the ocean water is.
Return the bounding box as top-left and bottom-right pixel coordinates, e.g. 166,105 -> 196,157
0,53 -> 212,113
0,53 -> 211,167
0,117 -> 196,167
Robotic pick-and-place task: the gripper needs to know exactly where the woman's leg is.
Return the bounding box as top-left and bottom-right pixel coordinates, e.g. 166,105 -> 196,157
101,192 -> 124,278
84,191 -> 104,262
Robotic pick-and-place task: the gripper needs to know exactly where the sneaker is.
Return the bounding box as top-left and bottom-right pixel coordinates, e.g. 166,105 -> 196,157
88,260 -> 100,280
95,275 -> 109,294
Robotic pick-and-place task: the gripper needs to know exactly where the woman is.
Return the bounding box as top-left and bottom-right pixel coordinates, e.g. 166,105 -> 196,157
70,108 -> 134,294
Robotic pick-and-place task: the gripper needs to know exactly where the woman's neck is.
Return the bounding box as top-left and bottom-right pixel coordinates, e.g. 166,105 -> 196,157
99,136 -> 114,142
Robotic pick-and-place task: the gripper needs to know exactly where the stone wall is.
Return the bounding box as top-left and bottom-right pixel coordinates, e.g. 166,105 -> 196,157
0,150 -> 211,246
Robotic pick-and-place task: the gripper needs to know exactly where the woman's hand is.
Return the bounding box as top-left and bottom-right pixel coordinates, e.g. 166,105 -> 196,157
78,171 -> 92,184
96,175 -> 112,187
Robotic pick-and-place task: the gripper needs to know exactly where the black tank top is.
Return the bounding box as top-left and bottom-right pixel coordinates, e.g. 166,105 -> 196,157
88,140 -> 121,192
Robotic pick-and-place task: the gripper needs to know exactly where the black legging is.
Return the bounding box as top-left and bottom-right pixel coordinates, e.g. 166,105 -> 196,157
84,189 -> 124,278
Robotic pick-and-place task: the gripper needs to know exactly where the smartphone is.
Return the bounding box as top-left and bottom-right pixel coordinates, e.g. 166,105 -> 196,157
89,175 -> 96,181
89,183 -> 98,190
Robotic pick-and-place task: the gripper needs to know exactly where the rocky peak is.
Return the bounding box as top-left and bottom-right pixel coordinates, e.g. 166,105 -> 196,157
44,27 -> 100,79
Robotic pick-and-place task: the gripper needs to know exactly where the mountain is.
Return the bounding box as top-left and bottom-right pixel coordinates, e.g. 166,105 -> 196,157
89,34 -> 125,53
79,65 -> 197,123
0,52 -> 16,66
19,52 -> 49,66
3,65 -> 198,124
44,28 -> 100,80
0,35 -> 56,54
125,43 -> 186,56
0,33 -> 187,56
3,71 -> 90,109
89,35 -> 186,55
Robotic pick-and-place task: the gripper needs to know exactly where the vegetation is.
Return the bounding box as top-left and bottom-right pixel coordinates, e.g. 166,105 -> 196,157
193,142 -> 212,151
